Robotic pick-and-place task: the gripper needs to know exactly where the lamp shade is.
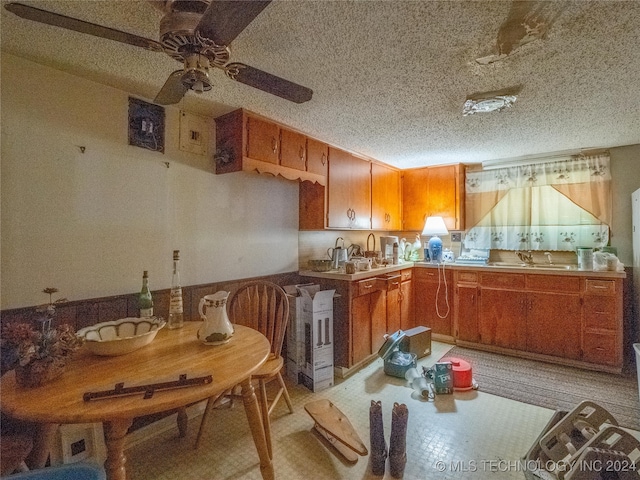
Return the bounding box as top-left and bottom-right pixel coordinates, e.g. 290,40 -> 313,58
422,216 -> 449,236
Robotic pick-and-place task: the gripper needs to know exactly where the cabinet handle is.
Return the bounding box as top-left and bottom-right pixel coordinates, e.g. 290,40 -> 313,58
321,152 -> 327,166
471,294 -> 475,304
271,137 -> 278,153
592,285 -> 607,289
391,281 -> 400,287
299,146 -> 305,162
528,299 -> 533,311
364,284 -> 372,289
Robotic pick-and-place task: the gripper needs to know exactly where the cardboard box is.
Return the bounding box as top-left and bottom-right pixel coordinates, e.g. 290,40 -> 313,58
431,361 -> 454,394
284,284 -> 318,383
285,284 -> 336,392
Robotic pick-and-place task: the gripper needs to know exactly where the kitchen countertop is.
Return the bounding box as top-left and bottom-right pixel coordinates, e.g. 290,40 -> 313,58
414,261 -> 626,278
300,261 -> 626,280
299,262 -> 414,281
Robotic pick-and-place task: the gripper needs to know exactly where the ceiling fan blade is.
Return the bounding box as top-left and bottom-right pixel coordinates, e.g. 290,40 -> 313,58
225,63 -> 313,104
154,71 -> 189,105
4,2 -> 163,52
197,0 -> 272,46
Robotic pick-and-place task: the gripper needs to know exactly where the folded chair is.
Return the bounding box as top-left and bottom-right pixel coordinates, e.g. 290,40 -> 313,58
195,280 -> 294,457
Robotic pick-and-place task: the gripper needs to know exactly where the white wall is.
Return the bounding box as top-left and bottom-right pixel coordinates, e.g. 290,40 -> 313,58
610,144 -> 640,266
1,54 -> 299,309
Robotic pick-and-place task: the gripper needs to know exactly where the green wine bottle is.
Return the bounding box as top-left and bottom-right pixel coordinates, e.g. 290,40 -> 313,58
139,270 -> 153,318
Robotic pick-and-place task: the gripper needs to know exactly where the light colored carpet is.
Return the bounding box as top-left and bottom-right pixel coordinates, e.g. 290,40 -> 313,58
125,342 -> 563,479
441,346 -> 640,431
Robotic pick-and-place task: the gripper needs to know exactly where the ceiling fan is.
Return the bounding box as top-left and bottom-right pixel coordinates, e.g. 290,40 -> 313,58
4,0 -> 313,104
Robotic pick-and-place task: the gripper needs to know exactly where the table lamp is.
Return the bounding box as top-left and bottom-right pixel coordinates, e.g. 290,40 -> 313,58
422,216 -> 449,263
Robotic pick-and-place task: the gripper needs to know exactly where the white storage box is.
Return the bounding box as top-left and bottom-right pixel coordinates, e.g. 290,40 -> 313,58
285,284 -> 336,392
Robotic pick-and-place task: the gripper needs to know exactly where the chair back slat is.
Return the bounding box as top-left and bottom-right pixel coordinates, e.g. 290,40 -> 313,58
228,281 -> 289,356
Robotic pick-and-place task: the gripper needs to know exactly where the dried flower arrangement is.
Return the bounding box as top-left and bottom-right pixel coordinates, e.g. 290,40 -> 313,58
1,288 -> 83,387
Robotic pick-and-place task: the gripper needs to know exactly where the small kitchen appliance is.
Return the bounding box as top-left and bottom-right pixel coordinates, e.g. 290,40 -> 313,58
379,235 -> 399,261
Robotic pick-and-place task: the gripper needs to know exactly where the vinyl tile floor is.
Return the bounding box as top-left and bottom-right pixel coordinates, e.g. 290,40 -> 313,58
123,342 -> 593,479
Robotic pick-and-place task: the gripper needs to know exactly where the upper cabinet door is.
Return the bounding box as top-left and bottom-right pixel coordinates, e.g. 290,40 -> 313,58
402,164 -> 465,231
371,163 -> 401,230
246,116 -> 280,164
350,155 -> 372,229
306,138 -> 328,176
327,148 -> 371,229
402,167 -> 430,231
427,164 -> 462,231
279,128 -> 307,171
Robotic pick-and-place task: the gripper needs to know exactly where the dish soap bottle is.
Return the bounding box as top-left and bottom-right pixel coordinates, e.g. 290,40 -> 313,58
138,271 -> 153,318
411,234 -> 422,261
168,250 -> 184,329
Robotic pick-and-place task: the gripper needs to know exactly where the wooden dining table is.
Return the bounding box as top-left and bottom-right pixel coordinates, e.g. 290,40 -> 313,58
0,322 -> 274,480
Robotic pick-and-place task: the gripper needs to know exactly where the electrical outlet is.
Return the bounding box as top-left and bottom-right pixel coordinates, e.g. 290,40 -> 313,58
451,232 -> 462,242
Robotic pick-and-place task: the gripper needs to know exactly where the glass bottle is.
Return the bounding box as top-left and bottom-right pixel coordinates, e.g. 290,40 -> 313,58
138,271 -> 153,318
168,250 -> 184,329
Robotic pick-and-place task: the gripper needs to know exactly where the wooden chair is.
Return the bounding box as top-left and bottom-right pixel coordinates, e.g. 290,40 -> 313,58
195,281 -> 294,457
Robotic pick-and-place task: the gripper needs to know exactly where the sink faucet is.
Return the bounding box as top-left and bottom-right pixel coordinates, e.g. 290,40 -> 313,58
516,251 -> 534,265
544,252 -> 553,265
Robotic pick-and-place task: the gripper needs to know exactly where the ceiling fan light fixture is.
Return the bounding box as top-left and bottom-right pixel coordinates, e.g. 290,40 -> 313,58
181,52 -> 212,93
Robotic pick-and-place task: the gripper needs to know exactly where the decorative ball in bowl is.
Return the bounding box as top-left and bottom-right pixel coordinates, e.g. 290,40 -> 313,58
76,317 -> 166,356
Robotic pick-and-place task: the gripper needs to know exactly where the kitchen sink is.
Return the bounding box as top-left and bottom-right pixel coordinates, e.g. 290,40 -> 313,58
487,262 -> 576,270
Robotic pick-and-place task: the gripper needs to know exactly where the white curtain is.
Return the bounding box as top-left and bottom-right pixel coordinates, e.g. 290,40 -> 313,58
464,154 -> 611,251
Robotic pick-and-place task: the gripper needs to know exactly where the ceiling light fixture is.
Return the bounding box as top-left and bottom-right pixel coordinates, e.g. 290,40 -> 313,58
463,95 -> 517,116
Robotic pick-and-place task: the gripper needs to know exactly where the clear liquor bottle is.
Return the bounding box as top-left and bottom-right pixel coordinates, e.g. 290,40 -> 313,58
139,271 -> 153,318
168,250 -> 184,329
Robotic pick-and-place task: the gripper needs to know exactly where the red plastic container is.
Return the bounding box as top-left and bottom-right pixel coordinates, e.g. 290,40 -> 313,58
440,357 -> 473,391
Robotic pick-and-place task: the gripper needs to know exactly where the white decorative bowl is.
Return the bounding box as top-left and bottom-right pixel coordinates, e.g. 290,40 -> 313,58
77,317 -> 166,356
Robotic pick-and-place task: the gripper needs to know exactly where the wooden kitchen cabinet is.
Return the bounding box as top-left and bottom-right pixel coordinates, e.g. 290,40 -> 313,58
582,279 -> 622,366
454,270 -> 479,342
399,269 -> 414,331
402,164 -> 465,231
246,115 -> 280,164
214,108 -> 326,184
352,279 -> 386,364
306,138 -> 328,176
413,267 -> 453,339
279,127 -> 307,171
327,147 -> 371,229
455,269 -> 622,372
525,275 -> 581,360
371,163 -> 401,230
478,286 -> 527,350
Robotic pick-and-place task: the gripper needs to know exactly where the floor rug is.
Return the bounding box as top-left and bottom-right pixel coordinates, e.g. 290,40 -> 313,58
440,346 -> 640,431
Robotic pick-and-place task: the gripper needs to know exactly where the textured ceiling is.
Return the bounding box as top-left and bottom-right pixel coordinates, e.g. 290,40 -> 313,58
1,0 -> 639,168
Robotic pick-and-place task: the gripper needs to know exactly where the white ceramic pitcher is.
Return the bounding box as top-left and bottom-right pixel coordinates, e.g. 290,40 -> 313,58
198,291 -> 234,345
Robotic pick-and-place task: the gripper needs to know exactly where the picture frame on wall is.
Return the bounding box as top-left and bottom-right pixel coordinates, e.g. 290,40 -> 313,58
128,97 -> 165,153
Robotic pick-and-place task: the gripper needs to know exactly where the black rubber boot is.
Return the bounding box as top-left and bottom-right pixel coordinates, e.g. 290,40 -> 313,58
389,402 -> 408,478
369,400 -> 387,475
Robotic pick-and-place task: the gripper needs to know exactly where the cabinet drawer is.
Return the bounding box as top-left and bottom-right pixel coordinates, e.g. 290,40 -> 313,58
584,279 -> 616,296
357,278 -> 380,296
584,296 -> 617,330
414,268 -> 438,280
480,273 -> 525,289
456,271 -> 478,284
526,274 -> 580,293
582,333 -> 619,366
401,269 -> 412,282
378,274 -> 401,291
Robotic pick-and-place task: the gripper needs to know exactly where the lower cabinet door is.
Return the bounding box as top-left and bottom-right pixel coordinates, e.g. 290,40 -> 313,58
526,292 -> 581,359
478,288 -> 527,350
